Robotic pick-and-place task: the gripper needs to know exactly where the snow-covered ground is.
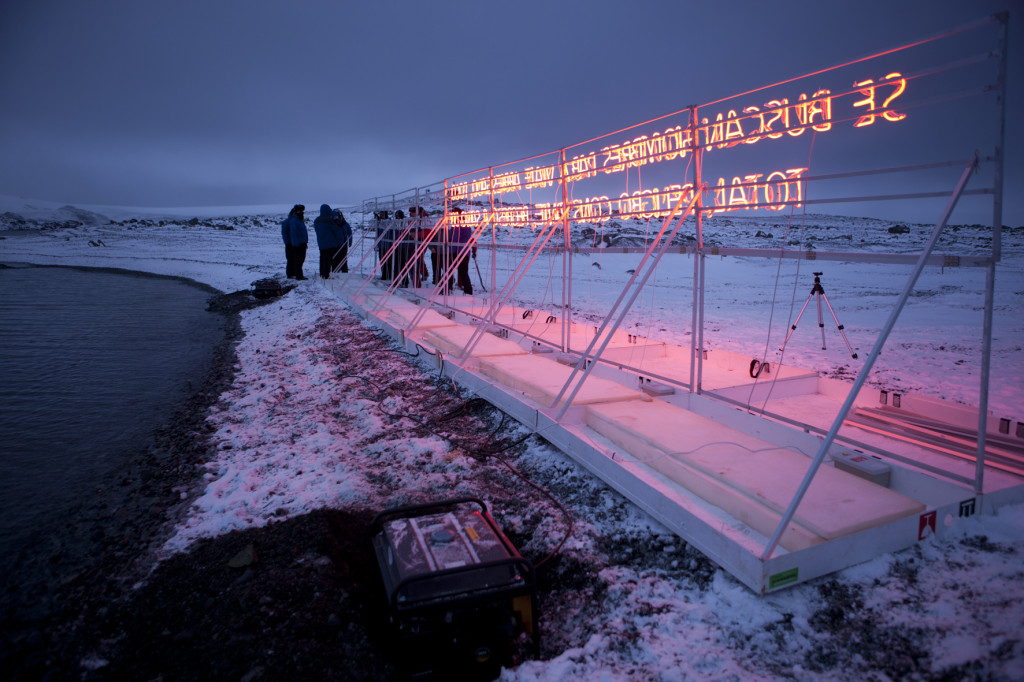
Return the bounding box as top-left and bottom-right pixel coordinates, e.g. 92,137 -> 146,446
2,197 -> 1023,679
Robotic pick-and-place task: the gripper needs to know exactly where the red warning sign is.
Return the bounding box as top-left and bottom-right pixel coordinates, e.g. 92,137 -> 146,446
918,511 -> 937,540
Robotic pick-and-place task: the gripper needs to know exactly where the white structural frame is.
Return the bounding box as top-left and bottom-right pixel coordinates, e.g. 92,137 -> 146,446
333,14 -> 1016,591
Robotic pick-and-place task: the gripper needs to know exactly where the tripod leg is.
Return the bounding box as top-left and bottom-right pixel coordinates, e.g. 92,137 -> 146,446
779,292 -> 815,353
817,292 -> 827,350
820,293 -> 859,359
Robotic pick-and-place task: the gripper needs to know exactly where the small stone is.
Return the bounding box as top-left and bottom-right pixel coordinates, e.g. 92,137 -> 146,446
228,544 -> 256,568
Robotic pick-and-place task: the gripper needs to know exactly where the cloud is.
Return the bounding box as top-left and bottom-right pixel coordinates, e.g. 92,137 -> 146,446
0,0 -> 1019,224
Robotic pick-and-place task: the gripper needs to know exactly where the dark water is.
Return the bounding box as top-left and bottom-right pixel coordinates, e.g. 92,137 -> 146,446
0,265 -> 225,571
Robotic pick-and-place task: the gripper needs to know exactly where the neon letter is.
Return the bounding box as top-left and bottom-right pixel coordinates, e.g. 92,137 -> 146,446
742,106 -> 762,145
880,72 -> 907,122
724,110 -> 745,147
762,99 -> 789,140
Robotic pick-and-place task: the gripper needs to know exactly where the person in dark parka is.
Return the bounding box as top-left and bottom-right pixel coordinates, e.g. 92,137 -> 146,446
281,204 -> 308,280
332,209 -> 353,274
313,204 -> 343,279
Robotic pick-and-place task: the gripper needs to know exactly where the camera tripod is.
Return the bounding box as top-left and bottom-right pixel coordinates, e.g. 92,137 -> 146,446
779,272 -> 858,359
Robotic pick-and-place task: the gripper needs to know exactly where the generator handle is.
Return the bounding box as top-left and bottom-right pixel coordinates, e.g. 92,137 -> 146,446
370,496 -> 488,533
390,555 -> 537,612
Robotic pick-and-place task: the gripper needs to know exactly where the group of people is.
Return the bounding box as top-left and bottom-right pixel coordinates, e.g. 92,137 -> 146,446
280,203 -> 476,293
280,204 -> 353,280
374,206 -> 476,295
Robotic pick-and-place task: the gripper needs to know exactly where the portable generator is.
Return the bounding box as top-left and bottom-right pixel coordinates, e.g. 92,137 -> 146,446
371,497 -> 538,680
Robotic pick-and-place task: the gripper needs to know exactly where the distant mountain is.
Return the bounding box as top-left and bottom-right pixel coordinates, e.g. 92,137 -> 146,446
0,206 -> 109,231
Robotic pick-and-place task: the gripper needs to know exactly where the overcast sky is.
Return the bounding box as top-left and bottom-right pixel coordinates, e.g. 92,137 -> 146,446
1,0 -> 1020,224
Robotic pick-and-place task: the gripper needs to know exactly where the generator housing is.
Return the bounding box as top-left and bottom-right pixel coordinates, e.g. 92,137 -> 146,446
371,497 -> 538,679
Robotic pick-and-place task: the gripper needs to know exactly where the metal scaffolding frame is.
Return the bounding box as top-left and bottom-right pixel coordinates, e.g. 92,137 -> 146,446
339,14 -> 1011,584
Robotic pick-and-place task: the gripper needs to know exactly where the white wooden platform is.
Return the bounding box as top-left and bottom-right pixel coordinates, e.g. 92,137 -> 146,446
329,280 -> 1024,592
586,400 -> 925,551
420,324 -> 528,358
476,354 -> 644,409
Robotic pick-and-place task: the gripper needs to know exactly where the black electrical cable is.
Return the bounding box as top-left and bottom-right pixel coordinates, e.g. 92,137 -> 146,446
365,326 -> 441,360
489,449 -> 573,570
358,375 -> 574,568
333,325 -> 574,568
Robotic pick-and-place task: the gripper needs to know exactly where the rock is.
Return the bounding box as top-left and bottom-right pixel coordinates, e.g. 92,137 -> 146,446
228,544 -> 257,568
1,211 -> 28,228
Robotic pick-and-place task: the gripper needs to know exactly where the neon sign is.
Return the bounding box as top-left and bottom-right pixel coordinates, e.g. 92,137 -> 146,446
524,165 -> 557,190
705,90 -> 833,150
601,124 -> 692,173
709,168 -> 808,216
500,165 -> 810,225
444,70 -> 907,224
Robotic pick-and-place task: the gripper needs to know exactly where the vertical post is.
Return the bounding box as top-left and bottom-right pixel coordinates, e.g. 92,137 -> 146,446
372,196 -> 380,274
443,179 -> 448,301
974,12 -> 1009,496
440,186 -> 449,304
488,167 -> 494,222
414,187 -> 420,288
976,262 -> 996,498
490,189 -> 497,303
489,167 -> 495,304
689,105 -> 705,393
560,148 -> 571,352
991,12 -> 1007,265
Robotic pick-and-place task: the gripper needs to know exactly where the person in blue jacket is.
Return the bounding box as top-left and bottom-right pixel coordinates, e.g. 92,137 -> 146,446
332,209 -> 353,274
313,204 -> 343,280
281,204 -> 308,280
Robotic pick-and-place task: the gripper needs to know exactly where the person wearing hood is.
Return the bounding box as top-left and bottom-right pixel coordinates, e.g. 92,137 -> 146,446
332,209 -> 353,274
281,204 -> 308,280
313,204 -> 344,280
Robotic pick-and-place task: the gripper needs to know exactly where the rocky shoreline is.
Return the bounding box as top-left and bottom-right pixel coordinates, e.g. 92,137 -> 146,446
0,287 -> 503,681
0,289 -> 279,679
